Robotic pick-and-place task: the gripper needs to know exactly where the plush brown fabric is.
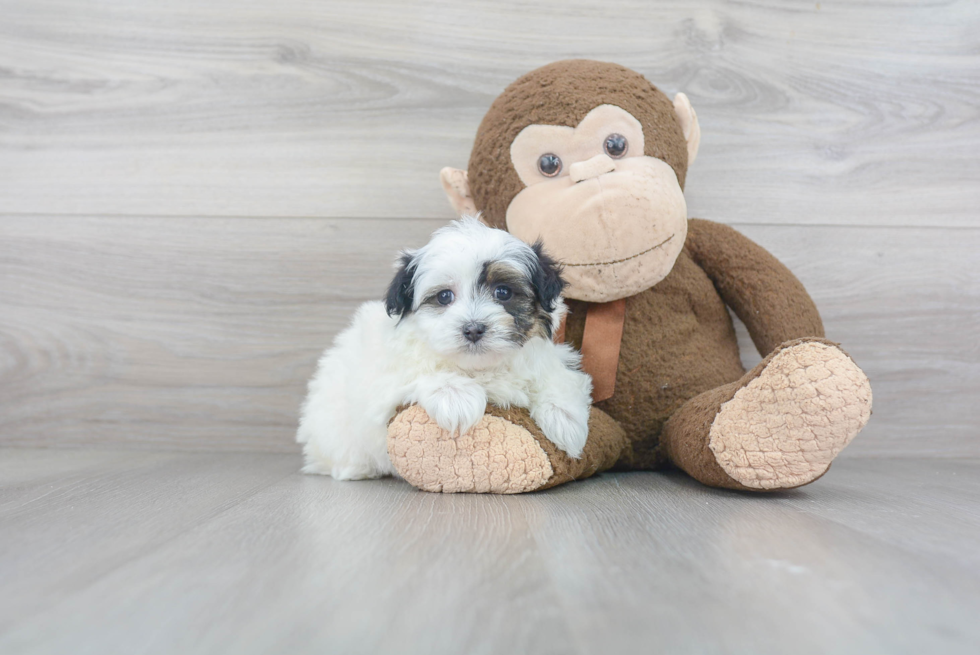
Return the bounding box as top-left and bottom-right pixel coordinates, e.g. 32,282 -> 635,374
663,338 -> 870,490
662,376 -> 753,490
564,239 -> 746,470
468,59 -> 689,229
563,218 -> 827,469
685,219 -> 825,355
662,338 -> 811,491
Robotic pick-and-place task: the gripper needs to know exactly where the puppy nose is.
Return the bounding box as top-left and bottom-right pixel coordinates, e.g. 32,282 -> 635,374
569,154 -> 616,183
462,322 -> 487,343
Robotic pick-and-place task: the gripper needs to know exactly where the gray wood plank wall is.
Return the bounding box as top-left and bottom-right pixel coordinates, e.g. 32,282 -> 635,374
1,0 -> 978,456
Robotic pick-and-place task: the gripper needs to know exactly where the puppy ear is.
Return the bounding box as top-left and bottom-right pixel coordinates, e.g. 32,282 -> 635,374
384,252 -> 416,318
530,241 -> 567,313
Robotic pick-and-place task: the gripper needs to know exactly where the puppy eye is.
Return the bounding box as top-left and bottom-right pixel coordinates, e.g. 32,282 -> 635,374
537,153 -> 562,177
494,285 -> 513,302
437,289 -> 454,305
603,133 -> 628,158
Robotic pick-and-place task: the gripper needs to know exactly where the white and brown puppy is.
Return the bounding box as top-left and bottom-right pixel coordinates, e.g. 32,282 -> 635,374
297,217 -> 592,480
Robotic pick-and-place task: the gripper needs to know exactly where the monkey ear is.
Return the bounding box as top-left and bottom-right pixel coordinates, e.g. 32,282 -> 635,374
530,241 -> 568,315
440,167 -> 479,217
673,93 -> 701,167
384,252 -> 416,318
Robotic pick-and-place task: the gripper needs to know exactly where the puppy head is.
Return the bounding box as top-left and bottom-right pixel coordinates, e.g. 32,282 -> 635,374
384,216 -> 566,369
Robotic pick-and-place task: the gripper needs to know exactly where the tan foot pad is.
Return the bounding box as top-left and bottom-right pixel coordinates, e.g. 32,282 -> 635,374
388,405 -> 554,494
709,341 -> 872,490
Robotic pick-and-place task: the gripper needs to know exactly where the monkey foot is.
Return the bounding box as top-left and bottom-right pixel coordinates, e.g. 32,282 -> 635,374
387,405 -> 626,494
708,340 -> 872,490
388,405 -> 552,493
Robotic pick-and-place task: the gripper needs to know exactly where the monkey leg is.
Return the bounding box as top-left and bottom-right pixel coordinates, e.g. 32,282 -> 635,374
663,338 -> 872,491
387,405 -> 627,494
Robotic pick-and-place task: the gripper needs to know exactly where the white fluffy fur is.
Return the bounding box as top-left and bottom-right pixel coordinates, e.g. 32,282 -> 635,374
297,217 -> 593,480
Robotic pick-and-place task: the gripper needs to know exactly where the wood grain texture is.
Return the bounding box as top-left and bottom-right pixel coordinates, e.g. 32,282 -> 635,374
1,449 -> 978,654
0,1 -> 977,458
0,0 -> 977,225
0,215 -> 443,451
1,215 -> 977,456
0,450 -> 297,633
515,458 -> 980,655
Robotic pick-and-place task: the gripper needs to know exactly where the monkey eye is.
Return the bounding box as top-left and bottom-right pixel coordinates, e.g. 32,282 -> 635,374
494,285 -> 513,302
537,153 -> 562,177
604,133 -> 628,158
437,289 -> 454,305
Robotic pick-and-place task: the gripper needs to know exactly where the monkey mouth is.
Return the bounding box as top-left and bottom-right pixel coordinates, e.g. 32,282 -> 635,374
562,234 -> 675,268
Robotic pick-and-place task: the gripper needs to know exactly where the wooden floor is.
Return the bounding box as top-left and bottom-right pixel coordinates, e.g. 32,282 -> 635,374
1,448 -> 978,654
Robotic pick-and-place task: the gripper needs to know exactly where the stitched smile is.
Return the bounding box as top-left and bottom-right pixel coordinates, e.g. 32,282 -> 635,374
562,234 -> 675,267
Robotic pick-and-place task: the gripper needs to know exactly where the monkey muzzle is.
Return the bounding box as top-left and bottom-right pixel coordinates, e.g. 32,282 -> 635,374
506,156 -> 689,303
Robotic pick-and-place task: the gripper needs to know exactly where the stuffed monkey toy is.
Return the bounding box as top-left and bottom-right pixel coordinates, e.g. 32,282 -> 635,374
387,60 -> 872,493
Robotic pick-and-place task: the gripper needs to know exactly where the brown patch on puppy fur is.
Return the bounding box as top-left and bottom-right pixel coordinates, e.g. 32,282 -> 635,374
478,261 -> 552,343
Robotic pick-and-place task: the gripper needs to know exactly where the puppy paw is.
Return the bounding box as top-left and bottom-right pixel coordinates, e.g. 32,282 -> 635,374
531,402 -> 589,459
418,379 -> 488,436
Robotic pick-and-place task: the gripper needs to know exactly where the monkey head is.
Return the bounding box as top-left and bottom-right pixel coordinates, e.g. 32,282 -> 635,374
441,60 -> 700,303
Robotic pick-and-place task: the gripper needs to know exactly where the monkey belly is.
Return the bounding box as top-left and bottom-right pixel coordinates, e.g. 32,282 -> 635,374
565,252 -> 746,469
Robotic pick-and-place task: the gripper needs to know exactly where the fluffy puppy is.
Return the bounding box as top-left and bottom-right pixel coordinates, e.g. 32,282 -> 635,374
297,217 -> 593,480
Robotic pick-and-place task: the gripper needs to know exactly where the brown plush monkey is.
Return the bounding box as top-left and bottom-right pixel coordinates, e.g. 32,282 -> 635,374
387,60 -> 872,493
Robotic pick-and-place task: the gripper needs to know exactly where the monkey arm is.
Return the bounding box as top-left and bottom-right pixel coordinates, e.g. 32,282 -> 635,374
684,218 -> 824,356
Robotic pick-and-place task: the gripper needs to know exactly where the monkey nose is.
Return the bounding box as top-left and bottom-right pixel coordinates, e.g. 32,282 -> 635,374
569,154 -> 616,183
462,322 -> 487,343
